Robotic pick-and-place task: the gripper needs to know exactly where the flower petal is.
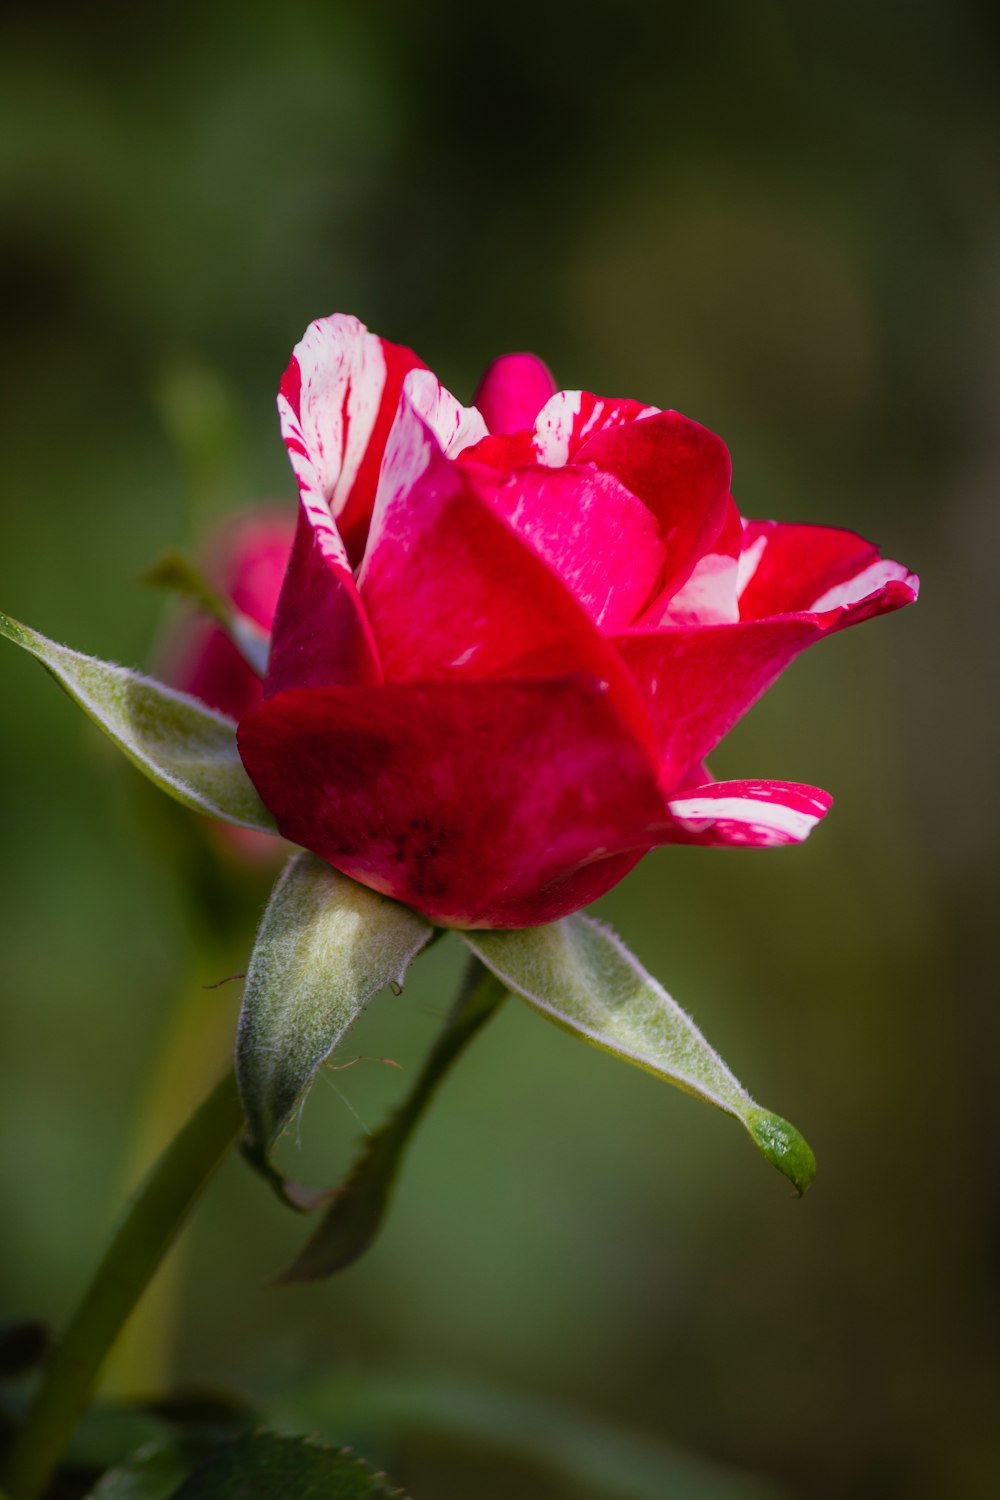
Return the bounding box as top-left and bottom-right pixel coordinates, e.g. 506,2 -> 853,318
641,496 -> 743,627
278,313 -> 425,562
532,390 -> 658,467
737,519 -> 920,620
237,676 -> 671,929
359,399 -> 658,750
615,547 -> 917,784
575,410 -> 733,601
665,779 -> 832,847
400,367 -> 488,457
468,461 -> 666,630
473,352 -> 557,434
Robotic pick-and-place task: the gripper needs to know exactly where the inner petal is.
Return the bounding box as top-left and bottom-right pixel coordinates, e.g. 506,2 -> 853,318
471,461 -> 667,630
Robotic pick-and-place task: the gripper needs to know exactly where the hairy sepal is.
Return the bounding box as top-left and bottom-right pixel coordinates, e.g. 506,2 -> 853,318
0,611 -> 275,831
465,917 -> 815,1194
236,852 -> 433,1207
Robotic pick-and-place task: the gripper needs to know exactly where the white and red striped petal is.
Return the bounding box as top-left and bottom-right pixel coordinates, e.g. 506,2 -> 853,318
532,390 -> 658,468
665,779 -> 832,848
642,496 -> 743,626
737,519 -> 919,621
278,314 -> 426,562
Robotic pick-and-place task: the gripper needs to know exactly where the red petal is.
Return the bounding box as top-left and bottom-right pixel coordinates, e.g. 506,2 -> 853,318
615,559 -> 916,786
737,519 -> 919,620
265,506 -> 381,695
469,461 -> 666,630
237,676 -> 670,928
575,410 -> 733,601
359,402 -> 658,751
473,352 -> 557,434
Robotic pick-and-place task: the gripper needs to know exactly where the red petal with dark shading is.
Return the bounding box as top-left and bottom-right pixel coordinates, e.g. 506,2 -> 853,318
238,677 -> 671,929
265,507 -> 382,696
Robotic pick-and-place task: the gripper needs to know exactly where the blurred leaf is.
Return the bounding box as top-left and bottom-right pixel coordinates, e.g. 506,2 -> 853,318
466,917 -> 816,1194
236,853 -> 433,1210
85,1437 -> 190,1500
171,1432 -> 407,1499
273,1371 -> 784,1500
81,1390 -> 255,1497
141,552 -> 270,678
1,1391 -> 171,1481
63,1405 -> 170,1471
0,612 -> 275,832
278,959 -> 505,1282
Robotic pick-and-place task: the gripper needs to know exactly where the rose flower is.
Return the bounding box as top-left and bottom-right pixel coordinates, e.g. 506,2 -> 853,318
236,315 -> 917,928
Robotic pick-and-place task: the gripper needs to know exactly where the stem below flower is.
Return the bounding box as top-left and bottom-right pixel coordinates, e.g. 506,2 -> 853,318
1,1068 -> 243,1500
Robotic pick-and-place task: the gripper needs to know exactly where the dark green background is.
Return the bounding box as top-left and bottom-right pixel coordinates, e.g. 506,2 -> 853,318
1,3 -> 997,1496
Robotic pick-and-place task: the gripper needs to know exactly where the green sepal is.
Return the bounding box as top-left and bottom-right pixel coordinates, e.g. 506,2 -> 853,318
465,917 -> 816,1195
0,611 -> 275,832
236,853 -> 433,1209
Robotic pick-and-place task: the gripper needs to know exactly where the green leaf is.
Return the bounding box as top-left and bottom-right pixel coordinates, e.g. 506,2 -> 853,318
142,551 -> 270,677
236,854 -> 433,1208
465,917 -> 816,1195
279,959 -> 506,1282
272,1371 -> 784,1500
170,1432 -> 408,1500
86,1438 -> 191,1500
0,612 -> 276,832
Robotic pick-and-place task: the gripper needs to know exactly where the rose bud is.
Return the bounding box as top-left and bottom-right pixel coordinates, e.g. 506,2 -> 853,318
236,315 -> 918,928
162,509 -> 295,862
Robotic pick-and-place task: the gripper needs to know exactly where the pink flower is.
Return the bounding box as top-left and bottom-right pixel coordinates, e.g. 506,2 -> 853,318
237,315 -> 918,929
164,510 -> 294,862
165,510 -> 295,718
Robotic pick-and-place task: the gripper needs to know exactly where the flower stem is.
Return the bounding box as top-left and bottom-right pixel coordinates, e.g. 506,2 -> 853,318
1,1067 -> 243,1500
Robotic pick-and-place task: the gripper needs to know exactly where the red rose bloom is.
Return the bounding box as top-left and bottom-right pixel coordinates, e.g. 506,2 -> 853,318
237,316 -> 917,929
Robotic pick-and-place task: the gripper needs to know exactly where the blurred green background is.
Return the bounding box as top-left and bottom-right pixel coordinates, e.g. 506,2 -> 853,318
1,2 -> 997,1496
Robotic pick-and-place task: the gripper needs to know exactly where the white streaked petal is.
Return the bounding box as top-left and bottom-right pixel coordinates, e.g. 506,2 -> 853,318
736,533 -> 768,597
810,558 -> 917,612
279,314 -> 388,520
667,781 -> 832,847
402,367 -> 488,457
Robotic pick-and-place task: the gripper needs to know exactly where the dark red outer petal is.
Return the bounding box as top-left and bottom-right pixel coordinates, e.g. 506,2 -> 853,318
237,675 -> 672,929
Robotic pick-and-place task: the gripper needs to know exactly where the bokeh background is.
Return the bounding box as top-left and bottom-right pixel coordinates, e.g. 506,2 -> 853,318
1,2 -> 998,1496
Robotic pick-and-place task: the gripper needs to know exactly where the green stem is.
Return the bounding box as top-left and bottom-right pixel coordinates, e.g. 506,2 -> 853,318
280,957 -> 507,1282
1,1068 -> 243,1500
